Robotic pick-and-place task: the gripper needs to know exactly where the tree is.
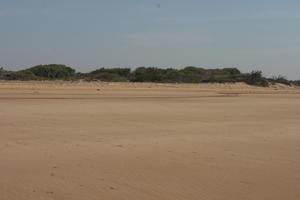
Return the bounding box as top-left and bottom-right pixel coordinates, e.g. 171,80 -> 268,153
245,71 -> 269,87
27,64 -> 76,79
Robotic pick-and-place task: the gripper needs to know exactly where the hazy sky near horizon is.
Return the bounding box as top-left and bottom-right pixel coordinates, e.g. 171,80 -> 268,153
1,0 -> 300,79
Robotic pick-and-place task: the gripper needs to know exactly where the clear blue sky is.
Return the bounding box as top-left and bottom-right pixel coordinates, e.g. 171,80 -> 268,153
1,0 -> 300,79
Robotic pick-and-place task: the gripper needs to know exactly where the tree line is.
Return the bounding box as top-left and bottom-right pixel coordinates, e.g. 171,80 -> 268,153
0,64 -> 298,87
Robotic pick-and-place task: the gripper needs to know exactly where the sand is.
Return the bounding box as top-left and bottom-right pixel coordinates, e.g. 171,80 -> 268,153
1,81 -> 300,200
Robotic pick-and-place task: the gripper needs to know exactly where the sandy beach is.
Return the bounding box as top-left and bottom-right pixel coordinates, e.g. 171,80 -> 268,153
1,81 -> 300,200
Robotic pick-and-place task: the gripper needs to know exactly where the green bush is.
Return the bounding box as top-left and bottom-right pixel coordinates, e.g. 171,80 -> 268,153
292,80 -> 300,86
90,68 -> 130,77
130,67 -> 165,82
245,71 -> 269,87
0,68 -> 10,80
2,65 -> 287,87
87,68 -> 130,82
130,66 -> 243,83
27,64 -> 76,79
4,70 -> 39,80
92,72 -> 128,82
269,75 -> 291,86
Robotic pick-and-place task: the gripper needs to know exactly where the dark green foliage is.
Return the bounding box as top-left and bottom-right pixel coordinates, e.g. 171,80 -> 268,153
269,75 -> 291,86
130,67 -> 167,82
92,72 -> 128,82
7,70 -> 39,80
176,67 -> 243,83
0,68 -> 39,80
292,80 -> 300,86
244,71 -> 269,87
0,68 -> 10,79
179,67 -> 206,83
2,65 -> 296,87
88,68 -> 130,82
161,68 -> 182,83
223,68 -> 241,75
130,67 -> 243,83
90,68 -> 130,77
27,64 -> 75,79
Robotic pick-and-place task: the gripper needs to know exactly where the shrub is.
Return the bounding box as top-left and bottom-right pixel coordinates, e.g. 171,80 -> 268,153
130,67 -> 166,82
90,68 -> 130,77
4,70 -> 39,80
92,72 -> 128,82
292,80 -> 300,86
1,65 -> 278,86
269,75 -> 291,86
0,68 -> 10,80
88,68 -> 130,82
244,71 -> 269,87
27,64 -> 76,79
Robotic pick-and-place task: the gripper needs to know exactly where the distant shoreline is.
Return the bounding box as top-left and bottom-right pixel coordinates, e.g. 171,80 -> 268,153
1,65 -> 299,87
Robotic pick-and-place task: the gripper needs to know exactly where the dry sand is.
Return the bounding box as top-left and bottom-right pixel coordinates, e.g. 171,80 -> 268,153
1,81 -> 300,200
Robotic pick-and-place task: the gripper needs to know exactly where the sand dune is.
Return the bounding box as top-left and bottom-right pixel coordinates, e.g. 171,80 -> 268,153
1,81 -> 300,200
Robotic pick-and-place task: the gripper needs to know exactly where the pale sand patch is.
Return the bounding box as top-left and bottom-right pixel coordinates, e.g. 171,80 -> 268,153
0,81 -> 300,200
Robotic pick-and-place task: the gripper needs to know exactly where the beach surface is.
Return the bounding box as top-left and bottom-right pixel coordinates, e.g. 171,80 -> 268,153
1,81 -> 300,200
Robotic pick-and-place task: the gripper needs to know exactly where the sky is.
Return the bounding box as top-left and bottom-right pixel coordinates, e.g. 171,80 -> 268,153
0,0 -> 300,79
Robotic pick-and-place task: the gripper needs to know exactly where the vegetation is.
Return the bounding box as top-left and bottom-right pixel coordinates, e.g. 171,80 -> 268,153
0,65 -> 296,87
130,67 -> 245,83
27,64 -> 75,79
0,68 -> 39,80
292,80 -> 300,86
87,68 -> 130,82
244,71 -> 269,87
269,75 -> 291,86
